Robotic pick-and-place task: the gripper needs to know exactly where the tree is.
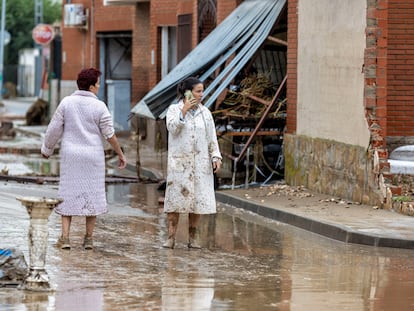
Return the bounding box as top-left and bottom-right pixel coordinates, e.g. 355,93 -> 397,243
4,0 -> 61,65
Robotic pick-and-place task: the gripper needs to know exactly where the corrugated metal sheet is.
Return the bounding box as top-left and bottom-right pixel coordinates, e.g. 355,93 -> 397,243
130,0 -> 286,119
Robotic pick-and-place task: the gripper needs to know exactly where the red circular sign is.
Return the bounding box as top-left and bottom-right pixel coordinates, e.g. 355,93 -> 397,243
32,24 -> 54,45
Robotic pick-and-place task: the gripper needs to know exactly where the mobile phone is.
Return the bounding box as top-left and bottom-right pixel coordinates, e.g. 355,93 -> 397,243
184,90 -> 195,101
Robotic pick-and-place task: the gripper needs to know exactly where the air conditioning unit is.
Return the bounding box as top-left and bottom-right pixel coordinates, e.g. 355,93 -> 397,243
64,4 -> 87,27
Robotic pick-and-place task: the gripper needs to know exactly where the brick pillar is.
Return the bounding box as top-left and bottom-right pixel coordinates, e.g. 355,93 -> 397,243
365,0 -> 388,164
132,2 -> 151,104
286,0 -> 298,134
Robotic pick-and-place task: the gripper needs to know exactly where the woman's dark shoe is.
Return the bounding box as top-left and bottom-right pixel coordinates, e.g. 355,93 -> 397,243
83,236 -> 93,250
56,236 -> 71,250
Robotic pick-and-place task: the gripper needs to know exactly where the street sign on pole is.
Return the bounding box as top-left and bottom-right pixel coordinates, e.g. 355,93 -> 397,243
32,24 -> 54,46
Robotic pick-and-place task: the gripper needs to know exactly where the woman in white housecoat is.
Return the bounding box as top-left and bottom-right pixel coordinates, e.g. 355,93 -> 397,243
163,77 -> 222,249
41,67 -> 127,250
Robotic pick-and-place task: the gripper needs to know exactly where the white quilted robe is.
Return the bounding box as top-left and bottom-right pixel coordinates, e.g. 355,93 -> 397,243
164,101 -> 222,214
41,90 -> 115,216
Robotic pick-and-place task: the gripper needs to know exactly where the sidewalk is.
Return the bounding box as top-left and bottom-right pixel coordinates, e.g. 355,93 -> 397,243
2,97 -> 414,249
217,185 -> 414,249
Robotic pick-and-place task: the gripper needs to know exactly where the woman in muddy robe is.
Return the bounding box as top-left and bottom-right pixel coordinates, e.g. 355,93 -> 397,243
41,67 -> 127,250
163,77 -> 222,249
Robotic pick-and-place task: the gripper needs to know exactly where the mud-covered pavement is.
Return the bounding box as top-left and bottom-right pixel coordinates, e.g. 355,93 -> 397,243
2,182 -> 414,310
3,98 -> 414,310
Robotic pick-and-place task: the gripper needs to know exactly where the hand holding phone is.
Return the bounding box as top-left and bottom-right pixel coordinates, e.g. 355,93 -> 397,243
185,90 -> 194,101
184,90 -> 197,107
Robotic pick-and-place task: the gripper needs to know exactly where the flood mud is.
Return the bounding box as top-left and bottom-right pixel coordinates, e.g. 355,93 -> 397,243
1,183 -> 414,310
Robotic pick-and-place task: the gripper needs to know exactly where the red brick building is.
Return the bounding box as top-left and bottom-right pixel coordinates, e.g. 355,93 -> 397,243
59,0 -> 241,131
58,0 -> 414,207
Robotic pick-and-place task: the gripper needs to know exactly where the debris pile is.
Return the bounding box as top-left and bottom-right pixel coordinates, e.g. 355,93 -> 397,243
213,72 -> 286,124
253,183 -> 314,199
26,98 -> 48,126
0,121 -> 16,140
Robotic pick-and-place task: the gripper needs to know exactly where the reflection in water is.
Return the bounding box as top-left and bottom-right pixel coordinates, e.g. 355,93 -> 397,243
0,155 -> 60,176
0,154 -> 128,177
26,158 -> 60,176
55,286 -> 103,311
0,290 -> 55,311
2,183 -> 414,310
23,292 -> 55,311
162,254 -> 214,311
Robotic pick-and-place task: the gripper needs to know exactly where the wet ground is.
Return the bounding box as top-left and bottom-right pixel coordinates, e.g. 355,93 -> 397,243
3,98 -> 414,310
2,182 -> 414,311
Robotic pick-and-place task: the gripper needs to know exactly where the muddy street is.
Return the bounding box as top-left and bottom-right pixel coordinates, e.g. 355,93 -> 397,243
1,182 -> 414,310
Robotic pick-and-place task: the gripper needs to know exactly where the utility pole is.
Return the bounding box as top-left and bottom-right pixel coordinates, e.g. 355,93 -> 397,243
0,0 -> 6,99
34,0 -> 43,25
34,0 -> 43,97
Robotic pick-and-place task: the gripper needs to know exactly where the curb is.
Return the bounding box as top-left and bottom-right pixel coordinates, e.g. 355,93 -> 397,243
215,191 -> 414,249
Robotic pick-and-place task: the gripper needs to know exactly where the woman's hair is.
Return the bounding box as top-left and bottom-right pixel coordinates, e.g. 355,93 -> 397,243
77,68 -> 102,91
177,77 -> 203,99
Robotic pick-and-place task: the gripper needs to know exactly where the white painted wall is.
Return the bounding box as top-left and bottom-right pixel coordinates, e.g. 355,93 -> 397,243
18,48 -> 39,97
297,0 -> 370,147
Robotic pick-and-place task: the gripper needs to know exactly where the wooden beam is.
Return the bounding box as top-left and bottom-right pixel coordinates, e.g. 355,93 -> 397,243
246,94 -> 271,106
218,130 -> 281,137
267,36 -> 287,46
235,74 -> 287,163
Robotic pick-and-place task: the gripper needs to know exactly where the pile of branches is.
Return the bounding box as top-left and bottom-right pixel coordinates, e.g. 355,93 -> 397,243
213,72 -> 286,120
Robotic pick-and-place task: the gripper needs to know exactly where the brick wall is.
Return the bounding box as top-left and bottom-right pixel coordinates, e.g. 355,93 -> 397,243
132,3 -> 150,103
61,0 -> 241,106
286,0 -> 297,134
217,0 -> 239,23
387,0 -> 414,137
94,3 -> 134,31
61,27 -> 88,80
61,0 -> 134,80
147,0 -> 242,88
149,0 -> 187,88
364,0 -> 388,162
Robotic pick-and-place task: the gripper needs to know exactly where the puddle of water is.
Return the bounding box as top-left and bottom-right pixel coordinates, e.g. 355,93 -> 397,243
0,290 -> 55,310
0,154 -> 60,176
25,157 -> 60,176
0,154 -> 128,177
2,183 -> 414,310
